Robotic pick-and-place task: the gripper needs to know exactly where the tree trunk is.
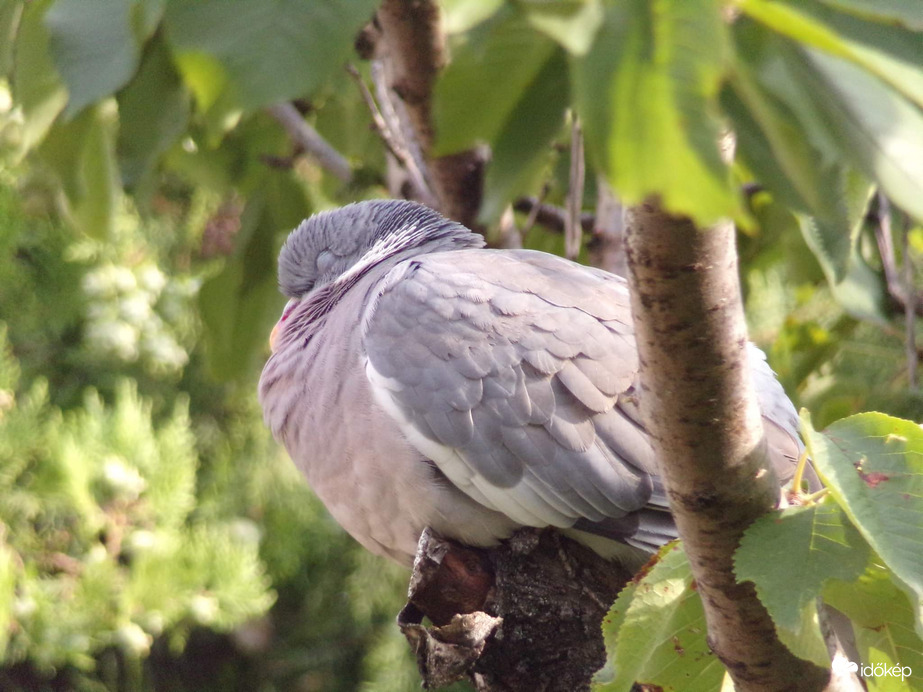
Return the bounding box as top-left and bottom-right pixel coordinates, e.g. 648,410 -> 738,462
623,198 -> 831,691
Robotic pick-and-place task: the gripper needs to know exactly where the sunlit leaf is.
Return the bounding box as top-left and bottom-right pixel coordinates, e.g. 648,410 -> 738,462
738,0 -> 923,110
735,502 -> 870,665
598,544 -> 723,692
802,412 -> 923,638
729,22 -> 843,216
822,562 -> 923,690
814,0 -> 923,31
576,0 -> 738,225
45,0 -> 142,118
441,0 -> 505,34
520,0 -> 603,55
800,49 -> 923,223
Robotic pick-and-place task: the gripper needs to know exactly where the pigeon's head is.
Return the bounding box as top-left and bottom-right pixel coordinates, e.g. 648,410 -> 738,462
277,199 -> 483,299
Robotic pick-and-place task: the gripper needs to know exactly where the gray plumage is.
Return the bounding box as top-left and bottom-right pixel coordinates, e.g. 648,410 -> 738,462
259,200 -> 802,567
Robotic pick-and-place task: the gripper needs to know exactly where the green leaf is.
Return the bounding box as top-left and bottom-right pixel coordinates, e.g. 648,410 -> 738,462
722,85 -> 811,214
434,8 -> 559,155
45,0 -> 142,118
441,0 -> 505,34
520,0 -> 603,55
802,412 -> 923,637
735,503 -> 870,665
38,104 -> 120,239
794,167 -> 872,284
814,0 -> 923,32
198,175 -> 308,380
728,22 -> 843,216
822,562 -> 923,690
10,0 -> 68,154
0,0 -> 22,79
311,79 -> 381,165
799,48 -> 923,222
739,0 -> 923,110
598,543 -> 724,692
134,0 -> 166,40
116,36 -> 190,187
798,217 -> 888,324
163,0 -> 378,113
198,247 -> 279,382
480,48 -> 569,224
792,167 -> 887,323
577,0 -> 738,225
0,540 -> 15,656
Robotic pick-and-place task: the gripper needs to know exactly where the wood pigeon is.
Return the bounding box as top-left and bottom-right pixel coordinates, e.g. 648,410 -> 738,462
259,200 -> 803,569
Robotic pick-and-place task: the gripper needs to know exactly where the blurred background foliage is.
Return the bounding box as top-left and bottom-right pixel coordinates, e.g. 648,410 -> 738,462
0,0 -> 921,690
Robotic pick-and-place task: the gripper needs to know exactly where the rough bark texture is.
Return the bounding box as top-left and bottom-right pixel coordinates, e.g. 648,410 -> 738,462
376,0 -> 486,228
623,198 -> 831,691
399,528 -> 631,691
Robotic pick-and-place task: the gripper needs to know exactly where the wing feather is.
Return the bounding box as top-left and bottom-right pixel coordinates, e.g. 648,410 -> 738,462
362,249 -> 654,531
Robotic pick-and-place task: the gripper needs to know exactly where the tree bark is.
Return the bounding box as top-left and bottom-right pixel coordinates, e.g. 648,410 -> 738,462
399,528 -> 631,691
623,198 -> 831,691
376,0 -> 486,228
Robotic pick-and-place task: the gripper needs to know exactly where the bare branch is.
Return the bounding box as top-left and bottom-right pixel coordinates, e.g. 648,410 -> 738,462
265,103 -> 352,183
903,225 -> 918,390
624,198 -> 831,691
589,177 -> 628,276
565,118 -> 585,260
873,194 -> 923,318
346,64 -> 438,207
375,0 -> 486,227
513,197 -> 595,235
496,206 -> 522,249
876,195 -> 903,300
520,183 -> 550,239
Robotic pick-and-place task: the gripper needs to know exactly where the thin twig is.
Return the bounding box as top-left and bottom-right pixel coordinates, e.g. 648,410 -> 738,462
873,194 -> 920,388
903,222 -> 918,390
590,177 -> 628,276
873,194 -> 923,317
521,183 -> 550,240
565,118 -> 585,260
371,61 -> 432,197
513,197 -> 595,235
347,63 -> 437,207
875,195 -> 903,300
265,103 -> 352,183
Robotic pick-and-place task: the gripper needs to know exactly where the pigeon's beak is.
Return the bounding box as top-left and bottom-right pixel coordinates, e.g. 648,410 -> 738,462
270,299 -> 298,353
269,320 -> 282,353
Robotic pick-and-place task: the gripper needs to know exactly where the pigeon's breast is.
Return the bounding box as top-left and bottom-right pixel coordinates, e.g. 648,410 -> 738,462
259,273 -> 518,564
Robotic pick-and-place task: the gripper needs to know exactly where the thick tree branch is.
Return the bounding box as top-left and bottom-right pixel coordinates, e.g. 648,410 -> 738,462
624,198 -> 831,691
399,528 -> 630,691
375,0 -> 486,227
